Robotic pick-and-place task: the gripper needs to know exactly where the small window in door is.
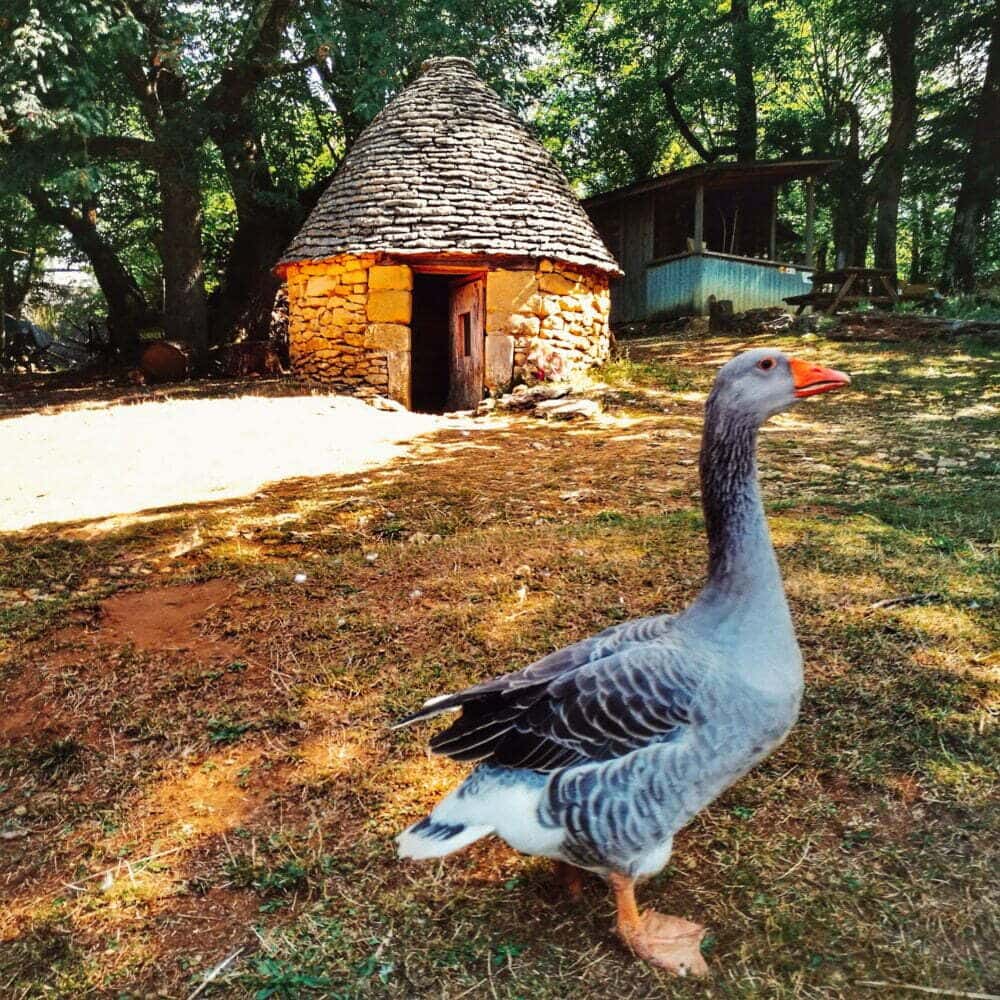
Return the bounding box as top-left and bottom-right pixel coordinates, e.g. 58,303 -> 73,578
460,312 -> 472,356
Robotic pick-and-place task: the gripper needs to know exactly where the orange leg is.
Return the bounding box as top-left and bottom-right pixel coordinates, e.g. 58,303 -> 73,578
553,860 -> 586,900
609,872 -> 708,977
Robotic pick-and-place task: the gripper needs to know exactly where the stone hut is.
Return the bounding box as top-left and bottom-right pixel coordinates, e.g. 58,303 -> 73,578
276,56 -> 620,412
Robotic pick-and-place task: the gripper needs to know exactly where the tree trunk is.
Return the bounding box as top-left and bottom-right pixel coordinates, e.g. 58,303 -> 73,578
731,0 -> 758,162
1,244 -> 36,317
908,197 -> 931,283
872,0 -> 919,275
944,10 -> 1000,292
159,162 -> 208,356
209,118 -> 303,343
831,103 -> 869,266
28,191 -> 151,359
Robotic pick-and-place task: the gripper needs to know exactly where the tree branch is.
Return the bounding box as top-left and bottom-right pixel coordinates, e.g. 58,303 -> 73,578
256,52 -> 319,79
659,64 -> 731,162
86,135 -> 161,164
203,0 -> 305,117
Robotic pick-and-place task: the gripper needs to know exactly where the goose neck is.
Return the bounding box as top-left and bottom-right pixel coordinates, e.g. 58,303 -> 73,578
698,402 -> 777,594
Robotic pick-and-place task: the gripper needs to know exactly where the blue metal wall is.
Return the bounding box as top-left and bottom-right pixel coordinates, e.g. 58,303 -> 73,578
646,253 -> 813,317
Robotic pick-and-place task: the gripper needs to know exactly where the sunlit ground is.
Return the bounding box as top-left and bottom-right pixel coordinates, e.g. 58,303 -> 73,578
0,395 -> 451,531
0,331 -> 997,998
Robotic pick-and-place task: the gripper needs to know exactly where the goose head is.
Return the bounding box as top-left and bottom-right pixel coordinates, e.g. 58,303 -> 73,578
708,348 -> 851,425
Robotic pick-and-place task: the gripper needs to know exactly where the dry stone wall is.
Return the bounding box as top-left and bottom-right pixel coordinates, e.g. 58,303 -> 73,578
285,254 -> 610,407
285,255 -> 413,403
486,261 -> 611,384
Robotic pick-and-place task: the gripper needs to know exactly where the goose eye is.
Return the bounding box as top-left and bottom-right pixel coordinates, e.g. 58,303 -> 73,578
757,358 -> 775,372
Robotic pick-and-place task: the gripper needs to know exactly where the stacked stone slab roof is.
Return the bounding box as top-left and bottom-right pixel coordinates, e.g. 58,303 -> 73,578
280,57 -> 620,275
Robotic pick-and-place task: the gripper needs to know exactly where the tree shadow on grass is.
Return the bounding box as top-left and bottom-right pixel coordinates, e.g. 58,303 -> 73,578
1,340 -> 997,995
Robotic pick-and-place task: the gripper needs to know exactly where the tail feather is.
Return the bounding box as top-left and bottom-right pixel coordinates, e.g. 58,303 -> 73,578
390,693 -> 463,730
396,817 -> 494,860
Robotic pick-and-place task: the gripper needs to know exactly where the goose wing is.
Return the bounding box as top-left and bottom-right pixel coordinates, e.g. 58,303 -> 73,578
395,614 -> 704,771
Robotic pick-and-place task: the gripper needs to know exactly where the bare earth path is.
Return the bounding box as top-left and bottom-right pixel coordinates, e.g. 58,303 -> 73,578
0,395 -> 448,531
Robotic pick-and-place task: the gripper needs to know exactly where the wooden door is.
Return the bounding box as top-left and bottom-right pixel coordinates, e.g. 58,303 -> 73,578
446,276 -> 485,411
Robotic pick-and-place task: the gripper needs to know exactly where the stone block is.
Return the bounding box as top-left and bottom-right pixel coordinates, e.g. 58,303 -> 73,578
485,333 -> 514,391
369,264 -> 413,291
342,268 -> 368,285
367,289 -> 411,323
509,313 -> 540,337
306,275 -> 340,298
387,350 -> 412,408
365,323 -> 411,352
538,272 -> 581,295
487,269 -> 536,331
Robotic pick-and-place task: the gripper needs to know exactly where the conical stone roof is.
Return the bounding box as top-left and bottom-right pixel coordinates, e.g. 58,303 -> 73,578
280,57 -> 620,274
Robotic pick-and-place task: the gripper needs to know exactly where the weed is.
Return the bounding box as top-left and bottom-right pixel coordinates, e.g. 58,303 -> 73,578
207,718 -> 252,744
29,738 -> 84,777
1,332 -> 997,998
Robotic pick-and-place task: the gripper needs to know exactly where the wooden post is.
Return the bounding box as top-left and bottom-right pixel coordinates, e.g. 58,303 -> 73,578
693,184 -> 704,252
804,177 -> 816,268
768,186 -> 777,260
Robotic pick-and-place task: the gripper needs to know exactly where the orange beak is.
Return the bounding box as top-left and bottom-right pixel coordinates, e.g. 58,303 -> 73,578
789,357 -> 852,398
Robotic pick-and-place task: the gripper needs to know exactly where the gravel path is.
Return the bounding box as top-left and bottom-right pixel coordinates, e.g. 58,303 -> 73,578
1,395 -> 452,531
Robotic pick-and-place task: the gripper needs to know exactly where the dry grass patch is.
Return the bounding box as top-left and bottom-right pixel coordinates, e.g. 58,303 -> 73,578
1,331 -> 997,998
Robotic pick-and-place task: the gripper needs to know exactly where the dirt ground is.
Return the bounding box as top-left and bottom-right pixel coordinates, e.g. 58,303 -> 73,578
0,331 -> 997,999
0,392 -> 454,532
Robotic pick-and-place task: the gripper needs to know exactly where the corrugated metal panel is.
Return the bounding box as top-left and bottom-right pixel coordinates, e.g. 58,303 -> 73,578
646,255 -> 702,316
698,255 -> 812,313
646,254 -> 812,317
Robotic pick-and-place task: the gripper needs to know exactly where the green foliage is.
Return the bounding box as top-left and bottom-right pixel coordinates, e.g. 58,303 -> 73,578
933,293 -> 1000,323
225,854 -> 309,895
0,193 -> 52,315
0,0 -> 997,337
207,718 -> 252,744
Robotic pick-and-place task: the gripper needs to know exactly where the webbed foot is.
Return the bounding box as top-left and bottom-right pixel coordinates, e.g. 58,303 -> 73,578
609,872 -> 708,977
617,908 -> 707,976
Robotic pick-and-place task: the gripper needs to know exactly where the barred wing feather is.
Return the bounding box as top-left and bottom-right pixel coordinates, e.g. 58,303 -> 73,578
395,612 -> 677,725
397,615 -> 704,773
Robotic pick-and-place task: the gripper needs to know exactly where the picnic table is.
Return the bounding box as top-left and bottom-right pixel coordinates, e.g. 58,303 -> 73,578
785,266 -> 899,315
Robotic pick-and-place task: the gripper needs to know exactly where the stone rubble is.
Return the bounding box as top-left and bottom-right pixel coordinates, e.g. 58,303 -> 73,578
480,383 -> 605,421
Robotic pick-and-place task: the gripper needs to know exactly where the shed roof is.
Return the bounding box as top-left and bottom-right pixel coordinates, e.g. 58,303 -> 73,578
582,158 -> 839,211
280,57 -> 620,274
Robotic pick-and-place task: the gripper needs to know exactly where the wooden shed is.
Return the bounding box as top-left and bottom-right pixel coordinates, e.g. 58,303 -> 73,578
276,57 -> 620,412
583,159 -> 837,324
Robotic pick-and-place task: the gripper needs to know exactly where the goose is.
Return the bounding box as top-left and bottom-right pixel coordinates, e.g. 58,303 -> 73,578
394,348 -> 851,976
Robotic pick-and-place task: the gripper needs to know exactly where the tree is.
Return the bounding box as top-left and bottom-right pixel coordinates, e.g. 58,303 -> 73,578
28,186 -> 159,358
943,7 -> 1000,291
1,1 -> 318,356
0,195 -> 48,321
2,0 -> 550,358
870,0 -> 919,274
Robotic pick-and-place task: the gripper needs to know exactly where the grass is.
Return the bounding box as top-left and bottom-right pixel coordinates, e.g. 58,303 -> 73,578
0,330 -> 997,998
